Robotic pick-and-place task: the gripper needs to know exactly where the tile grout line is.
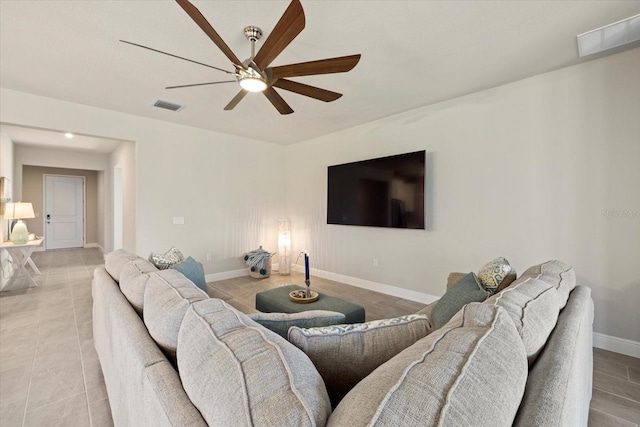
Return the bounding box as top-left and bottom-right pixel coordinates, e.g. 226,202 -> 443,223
594,385 -> 640,408
590,407 -> 637,426
71,272 -> 94,427
21,311 -> 41,427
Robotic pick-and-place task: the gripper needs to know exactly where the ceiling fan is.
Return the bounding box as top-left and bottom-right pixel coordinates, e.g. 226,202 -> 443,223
121,0 -> 361,115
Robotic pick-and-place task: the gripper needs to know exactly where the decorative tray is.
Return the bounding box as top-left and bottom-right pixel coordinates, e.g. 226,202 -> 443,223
289,290 -> 319,304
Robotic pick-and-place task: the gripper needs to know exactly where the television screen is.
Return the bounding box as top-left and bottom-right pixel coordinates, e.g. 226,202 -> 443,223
327,151 -> 425,229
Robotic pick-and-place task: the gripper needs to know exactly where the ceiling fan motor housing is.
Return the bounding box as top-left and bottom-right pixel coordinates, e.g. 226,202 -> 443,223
244,26 -> 262,42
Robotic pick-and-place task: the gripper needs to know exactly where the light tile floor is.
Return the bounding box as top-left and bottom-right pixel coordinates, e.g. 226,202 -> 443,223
1,248 -> 638,426
0,248 -> 112,427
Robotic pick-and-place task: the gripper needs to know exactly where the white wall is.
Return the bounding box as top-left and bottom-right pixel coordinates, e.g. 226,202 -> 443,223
0,127 -> 15,285
0,88 -> 287,274
109,141 -> 135,253
285,48 -> 640,344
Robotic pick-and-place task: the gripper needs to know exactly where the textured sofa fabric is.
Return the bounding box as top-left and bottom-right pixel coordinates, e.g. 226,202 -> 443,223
177,298 -> 331,427
514,285 -> 594,427
328,303 -> 528,426
119,258 -> 158,314
94,250 -> 593,427
143,269 -> 209,363
515,260 -> 576,308
104,249 -> 141,282
484,277 -> 560,366
92,266 -> 205,426
288,314 -> 431,407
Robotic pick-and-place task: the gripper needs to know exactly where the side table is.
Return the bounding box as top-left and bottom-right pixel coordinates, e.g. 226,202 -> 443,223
0,238 -> 44,292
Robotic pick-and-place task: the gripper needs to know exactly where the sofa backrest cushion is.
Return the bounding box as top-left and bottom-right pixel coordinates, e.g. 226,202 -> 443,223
327,303 -> 528,427
514,286 -> 594,427
484,277 -> 559,366
119,259 -> 158,314
177,298 -> 331,427
288,314 -> 431,407
515,260 -> 576,308
143,269 -> 208,363
104,249 -> 141,282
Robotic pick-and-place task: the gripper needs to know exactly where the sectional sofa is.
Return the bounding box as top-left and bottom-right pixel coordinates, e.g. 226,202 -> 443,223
93,250 -> 594,426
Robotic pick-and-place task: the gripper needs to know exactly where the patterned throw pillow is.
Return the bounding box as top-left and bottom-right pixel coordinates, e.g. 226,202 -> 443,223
149,246 -> 184,270
477,257 -> 516,294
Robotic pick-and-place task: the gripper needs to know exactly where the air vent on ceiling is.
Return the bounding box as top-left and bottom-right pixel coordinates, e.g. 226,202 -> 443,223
577,14 -> 640,58
153,100 -> 185,112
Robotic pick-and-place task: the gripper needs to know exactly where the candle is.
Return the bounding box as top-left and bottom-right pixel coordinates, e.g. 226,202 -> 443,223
304,252 -> 310,281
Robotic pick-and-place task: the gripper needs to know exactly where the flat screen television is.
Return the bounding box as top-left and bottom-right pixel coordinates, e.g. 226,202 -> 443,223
327,150 -> 425,229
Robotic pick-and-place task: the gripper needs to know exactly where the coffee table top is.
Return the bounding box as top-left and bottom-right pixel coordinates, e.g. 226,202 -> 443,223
255,284 -> 365,324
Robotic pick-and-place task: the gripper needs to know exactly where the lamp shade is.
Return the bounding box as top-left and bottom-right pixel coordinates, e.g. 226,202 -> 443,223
3,202 -> 35,220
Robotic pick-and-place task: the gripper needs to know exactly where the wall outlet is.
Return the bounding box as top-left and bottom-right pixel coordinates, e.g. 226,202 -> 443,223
206,253 -> 212,261
373,259 -> 379,268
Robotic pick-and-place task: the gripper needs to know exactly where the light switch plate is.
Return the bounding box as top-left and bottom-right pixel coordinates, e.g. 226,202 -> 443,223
172,217 -> 185,225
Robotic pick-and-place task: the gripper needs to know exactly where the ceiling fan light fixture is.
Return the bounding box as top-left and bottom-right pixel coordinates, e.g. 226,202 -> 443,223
239,77 -> 267,92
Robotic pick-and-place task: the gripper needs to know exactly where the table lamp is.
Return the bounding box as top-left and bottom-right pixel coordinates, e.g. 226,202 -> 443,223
4,202 -> 35,244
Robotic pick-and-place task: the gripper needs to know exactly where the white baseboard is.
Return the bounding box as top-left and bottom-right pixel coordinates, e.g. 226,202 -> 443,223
205,268 -> 249,282
84,243 -> 104,252
292,265 -> 439,305
593,332 -> 640,358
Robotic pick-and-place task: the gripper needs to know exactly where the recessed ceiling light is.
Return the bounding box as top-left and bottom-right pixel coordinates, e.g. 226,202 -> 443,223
64,132 -> 74,139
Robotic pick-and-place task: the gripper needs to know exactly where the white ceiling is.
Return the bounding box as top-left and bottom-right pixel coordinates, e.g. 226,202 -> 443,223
1,124 -> 124,154
1,1 -> 639,146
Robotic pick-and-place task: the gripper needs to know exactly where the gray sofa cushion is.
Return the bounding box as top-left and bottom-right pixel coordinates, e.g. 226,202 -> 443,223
247,310 -> 346,339
328,303 -> 528,426
104,249 -> 140,282
515,286 -> 594,427
119,258 -> 158,314
177,298 -> 331,427
484,277 -> 560,366
288,314 -> 431,407
516,260 -> 576,308
143,269 -> 208,363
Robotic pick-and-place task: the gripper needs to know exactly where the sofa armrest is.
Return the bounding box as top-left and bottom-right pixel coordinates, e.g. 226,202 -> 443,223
248,310 -> 346,339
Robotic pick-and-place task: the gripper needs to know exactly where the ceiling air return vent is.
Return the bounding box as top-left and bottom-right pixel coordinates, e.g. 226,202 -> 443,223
577,14 -> 640,58
153,100 -> 185,112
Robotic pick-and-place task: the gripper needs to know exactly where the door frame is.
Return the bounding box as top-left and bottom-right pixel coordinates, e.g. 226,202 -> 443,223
42,174 -> 86,250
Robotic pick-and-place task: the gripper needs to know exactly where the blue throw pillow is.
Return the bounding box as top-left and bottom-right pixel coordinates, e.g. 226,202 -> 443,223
430,272 -> 489,330
171,256 -> 207,292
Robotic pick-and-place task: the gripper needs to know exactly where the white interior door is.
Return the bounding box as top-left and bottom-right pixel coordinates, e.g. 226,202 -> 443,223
45,175 -> 84,250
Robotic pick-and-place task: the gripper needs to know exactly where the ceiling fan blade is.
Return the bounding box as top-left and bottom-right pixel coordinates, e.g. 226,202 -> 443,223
263,87 -> 294,115
120,40 -> 233,74
253,0 -> 305,70
175,0 -> 243,66
269,54 -> 361,80
166,81 -> 236,89
224,90 -> 248,111
272,79 -> 342,102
